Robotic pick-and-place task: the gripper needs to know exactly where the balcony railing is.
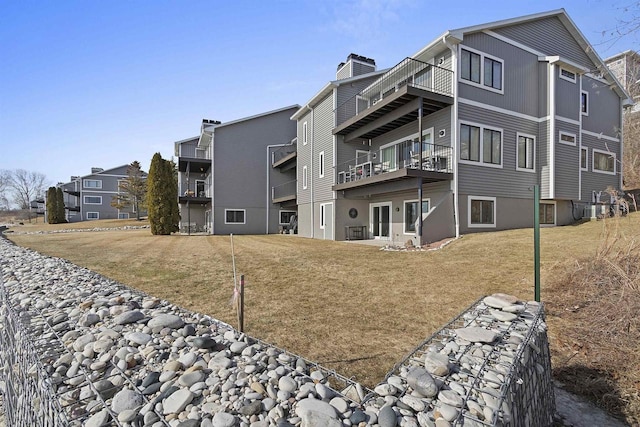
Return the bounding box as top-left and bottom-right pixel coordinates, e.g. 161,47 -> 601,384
336,142 -> 452,184
272,179 -> 297,202
335,57 -> 453,126
179,146 -> 211,159
179,184 -> 211,198
272,141 -> 297,164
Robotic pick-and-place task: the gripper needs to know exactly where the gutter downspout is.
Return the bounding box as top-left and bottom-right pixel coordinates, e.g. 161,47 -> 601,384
310,107 -> 315,238
266,144 -> 289,234
445,36 -> 460,238
549,63 -> 556,199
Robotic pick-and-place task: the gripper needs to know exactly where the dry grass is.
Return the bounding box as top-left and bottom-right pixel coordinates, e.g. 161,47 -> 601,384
4,218 -> 149,232
6,214 -> 640,421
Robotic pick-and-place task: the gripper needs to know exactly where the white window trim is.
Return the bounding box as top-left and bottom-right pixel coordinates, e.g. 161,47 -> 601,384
558,131 -> 577,146
118,213 -> 130,219
403,198 -> 431,235
467,195 -> 497,229
83,195 -> 102,205
592,148 -> 616,175
302,165 -> 308,190
559,67 -> 577,83
459,120 -> 504,169
320,203 -> 327,230
302,121 -> 308,145
83,179 -> 102,189
86,212 -> 99,220
581,90 -> 589,116
279,210 -> 296,225
319,151 -> 325,178
539,201 -> 557,227
515,132 -> 536,173
224,209 -> 246,225
458,45 -> 504,95
580,146 -> 588,171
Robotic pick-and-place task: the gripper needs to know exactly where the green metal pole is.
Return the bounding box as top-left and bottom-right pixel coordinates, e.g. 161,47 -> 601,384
534,185 -> 541,302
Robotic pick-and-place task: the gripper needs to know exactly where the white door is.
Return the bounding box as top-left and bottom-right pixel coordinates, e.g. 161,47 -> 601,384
370,202 -> 392,239
320,203 -> 334,240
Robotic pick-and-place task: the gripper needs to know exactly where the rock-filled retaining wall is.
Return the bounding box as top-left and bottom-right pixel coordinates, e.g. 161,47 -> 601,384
0,236 -> 554,427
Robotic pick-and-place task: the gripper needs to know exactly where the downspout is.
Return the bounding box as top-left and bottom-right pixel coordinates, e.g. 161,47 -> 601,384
417,97 -> 424,245
619,99 -> 625,190
445,37 -> 460,238
310,107 -> 315,238
266,143 -> 289,234
549,63 -> 556,199
578,74 -> 583,200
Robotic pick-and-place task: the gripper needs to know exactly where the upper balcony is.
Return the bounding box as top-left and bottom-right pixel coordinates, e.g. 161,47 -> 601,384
178,146 -> 211,174
333,141 -> 453,192
178,183 -> 212,204
334,58 -> 454,141
272,142 -> 297,171
272,179 -> 296,205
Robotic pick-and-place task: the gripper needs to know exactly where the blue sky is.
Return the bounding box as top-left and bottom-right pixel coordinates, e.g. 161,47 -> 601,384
1,0 -> 637,186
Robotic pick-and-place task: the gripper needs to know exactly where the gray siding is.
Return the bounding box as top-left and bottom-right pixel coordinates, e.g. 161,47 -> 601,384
178,139 -> 202,158
213,106 -> 298,234
335,75 -> 382,125
352,61 -> 375,77
580,133 -> 621,200
458,103 -> 538,199
313,93 -> 335,202
538,63 -> 548,117
297,111 -> 312,205
555,72 -> 580,121
493,16 -> 593,69
371,107 -> 452,150
458,32 -> 540,117
582,76 -> 622,138
554,120 -> 580,200
538,121 -> 550,198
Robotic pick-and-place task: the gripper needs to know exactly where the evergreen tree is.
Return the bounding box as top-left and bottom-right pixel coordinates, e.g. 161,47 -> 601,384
56,187 -> 66,223
147,153 -> 179,235
46,187 -> 57,223
111,161 -> 147,220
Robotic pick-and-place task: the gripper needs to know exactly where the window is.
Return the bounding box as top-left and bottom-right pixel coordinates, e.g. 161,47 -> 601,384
539,203 -> 556,225
404,200 -> 430,234
460,46 -> 503,92
580,147 -> 588,171
468,196 -> 496,228
320,204 -> 326,229
302,121 -> 308,145
593,149 -> 615,174
83,179 -> 102,189
225,209 -> 246,224
302,166 -> 308,189
517,134 -> 535,171
279,210 -> 296,225
460,123 -> 502,167
86,212 -> 99,220
319,151 -> 325,178
581,91 -> 589,115
83,196 -> 102,205
559,67 -> 576,83
558,131 -> 576,146
118,213 -> 130,219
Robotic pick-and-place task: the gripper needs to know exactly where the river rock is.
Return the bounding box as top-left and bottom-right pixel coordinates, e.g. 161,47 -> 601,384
163,388 -> 195,414
114,310 -> 145,325
454,327 -> 498,343
148,313 -> 185,329
111,389 -> 144,414
212,411 -> 236,427
406,367 -> 438,397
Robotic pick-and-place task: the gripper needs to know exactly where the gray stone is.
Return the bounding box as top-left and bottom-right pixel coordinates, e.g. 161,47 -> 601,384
406,367 -> 438,397
296,398 -> 340,426
378,405 -> 397,427
374,383 -> 397,396
111,388 -> 144,414
148,313 -> 185,329
178,371 -> 206,387
278,375 -> 297,393
72,332 -> 95,352
483,295 -> 511,309
114,310 -> 144,325
329,396 -> 348,413
438,390 -> 463,408
490,309 -> 518,322
163,388 -> 194,414
80,313 -> 100,327
425,351 -> 450,376
93,379 -> 117,400
118,408 -> 138,423
179,420 -> 201,427
437,403 -> 458,422
239,400 -> 262,416
192,336 -> 217,349
454,327 -> 498,343
212,411 -> 237,427
85,408 -> 111,427
126,331 -> 152,345
229,341 -> 247,354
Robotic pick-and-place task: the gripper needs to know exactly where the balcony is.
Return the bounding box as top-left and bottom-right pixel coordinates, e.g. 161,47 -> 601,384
178,147 -> 211,173
272,142 -> 297,171
272,179 -> 297,204
65,205 -> 80,212
63,188 -> 80,197
178,184 -> 211,204
334,58 -> 453,141
333,142 -> 452,192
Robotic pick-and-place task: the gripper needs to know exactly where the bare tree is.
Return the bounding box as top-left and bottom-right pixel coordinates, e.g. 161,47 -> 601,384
8,169 -> 47,209
600,2 -> 640,50
0,169 -> 10,210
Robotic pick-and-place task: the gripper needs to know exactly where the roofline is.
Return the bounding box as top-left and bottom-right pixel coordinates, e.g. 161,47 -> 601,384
449,8 -> 566,36
173,135 -> 200,145
214,104 -> 301,130
290,69 -> 387,121
57,164 -> 137,185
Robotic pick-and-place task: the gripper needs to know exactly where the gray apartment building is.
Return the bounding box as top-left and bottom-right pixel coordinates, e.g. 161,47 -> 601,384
58,165 -> 146,222
292,9 -> 633,245
175,105 -> 299,234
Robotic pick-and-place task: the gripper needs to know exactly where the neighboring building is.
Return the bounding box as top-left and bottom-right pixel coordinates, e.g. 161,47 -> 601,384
29,198 -> 45,217
175,105 -> 299,234
58,165 -> 146,222
605,50 -> 640,113
292,9 -> 633,244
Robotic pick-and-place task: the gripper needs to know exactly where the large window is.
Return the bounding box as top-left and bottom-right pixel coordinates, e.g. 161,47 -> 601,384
468,196 -> 496,228
279,210 -> 296,225
593,149 -> 615,174
516,134 -> 535,172
83,179 -> 102,189
460,123 -> 502,167
83,196 -> 102,205
86,212 -> 99,220
225,209 -> 246,224
404,199 -> 430,234
540,203 -> 555,225
460,46 -> 503,92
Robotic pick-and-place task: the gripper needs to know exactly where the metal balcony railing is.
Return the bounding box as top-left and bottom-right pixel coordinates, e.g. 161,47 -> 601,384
272,179 -> 297,201
272,141 -> 297,164
336,142 -> 452,184
179,184 -> 211,198
179,146 -> 211,159
335,57 -> 453,126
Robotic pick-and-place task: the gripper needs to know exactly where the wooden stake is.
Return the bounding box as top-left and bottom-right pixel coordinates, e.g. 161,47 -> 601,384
239,274 -> 245,332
